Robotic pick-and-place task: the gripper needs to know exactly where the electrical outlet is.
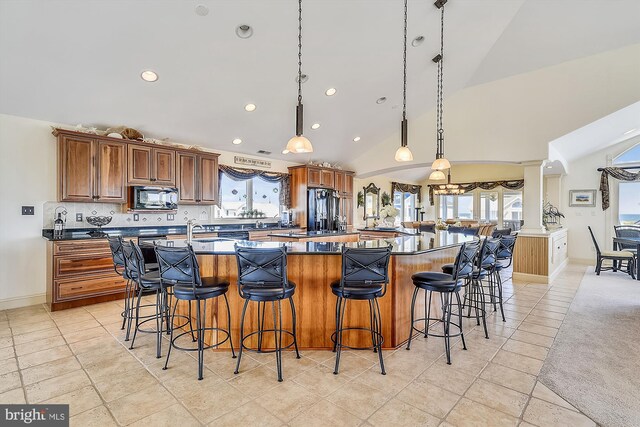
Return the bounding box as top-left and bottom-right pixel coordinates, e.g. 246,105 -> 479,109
133,214 -> 139,221
76,213 -> 83,222
166,214 -> 175,221
21,206 -> 34,215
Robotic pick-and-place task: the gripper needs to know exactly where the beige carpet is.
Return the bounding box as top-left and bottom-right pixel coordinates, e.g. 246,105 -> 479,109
539,267 -> 640,427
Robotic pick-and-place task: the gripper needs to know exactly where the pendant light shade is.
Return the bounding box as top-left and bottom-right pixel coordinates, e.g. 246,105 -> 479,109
431,157 -> 451,170
285,0 -> 313,154
395,0 -> 413,162
286,135 -> 313,153
429,169 -> 446,180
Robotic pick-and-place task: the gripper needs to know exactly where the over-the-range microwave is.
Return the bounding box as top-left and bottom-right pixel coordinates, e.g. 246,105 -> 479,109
130,186 -> 178,211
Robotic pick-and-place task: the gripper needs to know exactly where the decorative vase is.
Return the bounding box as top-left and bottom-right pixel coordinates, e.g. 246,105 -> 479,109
382,216 -> 396,227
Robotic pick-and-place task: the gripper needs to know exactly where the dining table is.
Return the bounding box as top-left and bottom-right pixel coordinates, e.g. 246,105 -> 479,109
613,236 -> 640,280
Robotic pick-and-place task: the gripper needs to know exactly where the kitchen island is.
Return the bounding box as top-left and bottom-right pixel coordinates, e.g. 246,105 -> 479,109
157,231 -> 474,350
268,230 -> 361,242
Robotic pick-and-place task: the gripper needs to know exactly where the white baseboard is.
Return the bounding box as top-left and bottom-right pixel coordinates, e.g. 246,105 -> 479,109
0,293 -> 46,310
513,272 -> 549,284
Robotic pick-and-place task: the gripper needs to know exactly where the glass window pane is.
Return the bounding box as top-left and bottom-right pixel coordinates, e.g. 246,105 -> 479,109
457,194 -> 474,219
217,174 -> 247,218
619,182 -> 640,225
480,192 -> 499,223
503,191 -> 523,230
440,195 -> 454,219
251,177 -> 281,218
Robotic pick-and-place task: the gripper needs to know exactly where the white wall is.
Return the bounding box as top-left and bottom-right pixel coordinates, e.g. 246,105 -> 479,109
0,114 -> 57,308
0,113 -> 301,309
562,136 -> 640,263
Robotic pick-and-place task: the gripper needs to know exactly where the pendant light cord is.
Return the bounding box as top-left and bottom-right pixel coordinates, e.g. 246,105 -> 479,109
436,3 -> 445,156
297,0 -> 303,105
402,0 -> 408,121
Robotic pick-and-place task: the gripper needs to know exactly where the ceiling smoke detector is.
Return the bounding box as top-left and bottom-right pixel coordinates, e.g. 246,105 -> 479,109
195,5 -> 209,16
235,24 -> 253,39
257,150 -> 272,155
376,97 -> 387,104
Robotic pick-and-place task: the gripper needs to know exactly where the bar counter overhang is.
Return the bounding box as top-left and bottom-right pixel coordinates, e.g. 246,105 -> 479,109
155,231 -> 475,350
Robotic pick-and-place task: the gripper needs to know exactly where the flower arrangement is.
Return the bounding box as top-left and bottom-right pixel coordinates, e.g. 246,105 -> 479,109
379,204 -> 399,219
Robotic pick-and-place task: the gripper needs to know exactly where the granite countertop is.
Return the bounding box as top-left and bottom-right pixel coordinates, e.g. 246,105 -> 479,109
268,230 -> 361,238
154,230 -> 475,255
358,227 -> 418,235
42,223 -> 301,241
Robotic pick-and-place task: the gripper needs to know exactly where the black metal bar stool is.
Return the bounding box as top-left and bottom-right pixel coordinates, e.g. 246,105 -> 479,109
407,241 -> 480,364
108,236 -> 159,341
331,246 -> 392,375
155,244 -> 235,381
489,234 -> 517,321
234,244 -> 300,382
122,240 -> 176,359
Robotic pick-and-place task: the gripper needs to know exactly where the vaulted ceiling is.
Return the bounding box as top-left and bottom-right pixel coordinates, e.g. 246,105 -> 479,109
1,0 -> 639,179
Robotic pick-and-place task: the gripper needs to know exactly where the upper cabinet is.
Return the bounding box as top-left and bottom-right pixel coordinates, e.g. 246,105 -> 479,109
54,129 -> 219,205
127,145 -> 175,186
176,152 -> 219,205
334,171 -> 354,196
307,167 -> 336,188
57,132 -> 126,203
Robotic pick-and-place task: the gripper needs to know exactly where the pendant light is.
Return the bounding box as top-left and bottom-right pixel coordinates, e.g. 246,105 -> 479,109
432,170 -> 466,195
285,0 -> 313,154
395,0 -> 413,162
430,0 -> 450,172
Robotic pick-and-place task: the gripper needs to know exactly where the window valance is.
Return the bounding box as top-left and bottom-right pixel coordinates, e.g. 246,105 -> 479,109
218,165 -> 290,208
391,182 -> 422,203
427,179 -> 524,205
599,167 -> 640,210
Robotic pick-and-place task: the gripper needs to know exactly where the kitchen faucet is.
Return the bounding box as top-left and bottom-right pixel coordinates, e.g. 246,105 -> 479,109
187,219 -> 203,243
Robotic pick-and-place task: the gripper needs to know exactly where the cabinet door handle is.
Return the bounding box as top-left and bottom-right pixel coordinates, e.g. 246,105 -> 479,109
69,286 -> 83,291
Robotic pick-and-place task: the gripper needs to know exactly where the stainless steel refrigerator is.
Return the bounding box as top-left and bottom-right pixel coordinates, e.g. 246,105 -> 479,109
307,188 -> 340,231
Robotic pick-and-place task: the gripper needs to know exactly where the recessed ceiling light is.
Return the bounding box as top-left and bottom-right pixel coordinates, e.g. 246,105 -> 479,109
411,35 -> 425,47
235,24 -> 253,39
232,138 -> 242,145
624,128 -> 636,135
295,74 -> 309,84
282,149 -> 290,154
325,88 -> 337,96
195,4 -> 209,16
353,137 -> 361,142
244,103 -> 256,112
376,97 -> 387,104
311,123 -> 320,130
140,70 -> 158,82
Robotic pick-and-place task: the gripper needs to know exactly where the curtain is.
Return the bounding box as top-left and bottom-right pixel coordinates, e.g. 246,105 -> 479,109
427,179 -> 524,205
599,167 -> 640,210
391,182 -> 422,203
218,165 -> 290,208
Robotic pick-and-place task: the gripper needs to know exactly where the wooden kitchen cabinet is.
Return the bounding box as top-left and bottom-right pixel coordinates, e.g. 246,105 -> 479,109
321,169 -> 335,188
56,132 -> 126,203
128,145 -> 175,186
46,239 -> 127,311
341,196 -> 354,226
176,151 -> 219,204
307,167 -> 322,187
335,171 -> 354,196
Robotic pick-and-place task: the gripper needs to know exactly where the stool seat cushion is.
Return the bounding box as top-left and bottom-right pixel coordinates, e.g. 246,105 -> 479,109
240,281 -> 296,301
441,264 -> 454,275
139,270 -> 162,289
173,277 -> 230,300
411,271 -> 461,292
145,263 -> 159,271
330,280 -> 384,300
601,250 -> 634,258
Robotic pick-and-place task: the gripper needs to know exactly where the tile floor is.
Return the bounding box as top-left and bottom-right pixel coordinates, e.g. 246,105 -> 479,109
0,265 -> 597,426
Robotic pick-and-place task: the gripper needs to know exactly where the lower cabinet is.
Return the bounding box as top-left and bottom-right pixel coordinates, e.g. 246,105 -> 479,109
47,239 -> 126,311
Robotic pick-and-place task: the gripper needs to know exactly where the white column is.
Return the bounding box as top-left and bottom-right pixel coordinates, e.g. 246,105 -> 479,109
521,161 -> 546,234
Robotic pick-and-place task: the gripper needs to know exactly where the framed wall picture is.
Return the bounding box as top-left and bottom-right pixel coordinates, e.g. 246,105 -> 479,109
569,189 -> 596,207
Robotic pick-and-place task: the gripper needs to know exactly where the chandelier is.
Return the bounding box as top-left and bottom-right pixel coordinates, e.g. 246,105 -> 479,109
285,0 -> 313,154
432,170 -> 466,195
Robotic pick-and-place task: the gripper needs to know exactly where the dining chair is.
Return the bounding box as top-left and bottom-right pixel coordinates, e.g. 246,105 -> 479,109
587,226 -> 635,279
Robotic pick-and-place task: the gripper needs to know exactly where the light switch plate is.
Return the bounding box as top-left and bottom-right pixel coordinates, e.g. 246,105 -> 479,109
76,213 -> 83,222
21,206 -> 34,215
133,214 -> 140,221
166,214 -> 175,221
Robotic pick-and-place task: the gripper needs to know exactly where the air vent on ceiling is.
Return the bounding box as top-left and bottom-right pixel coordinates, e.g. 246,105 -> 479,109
257,150 -> 272,155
